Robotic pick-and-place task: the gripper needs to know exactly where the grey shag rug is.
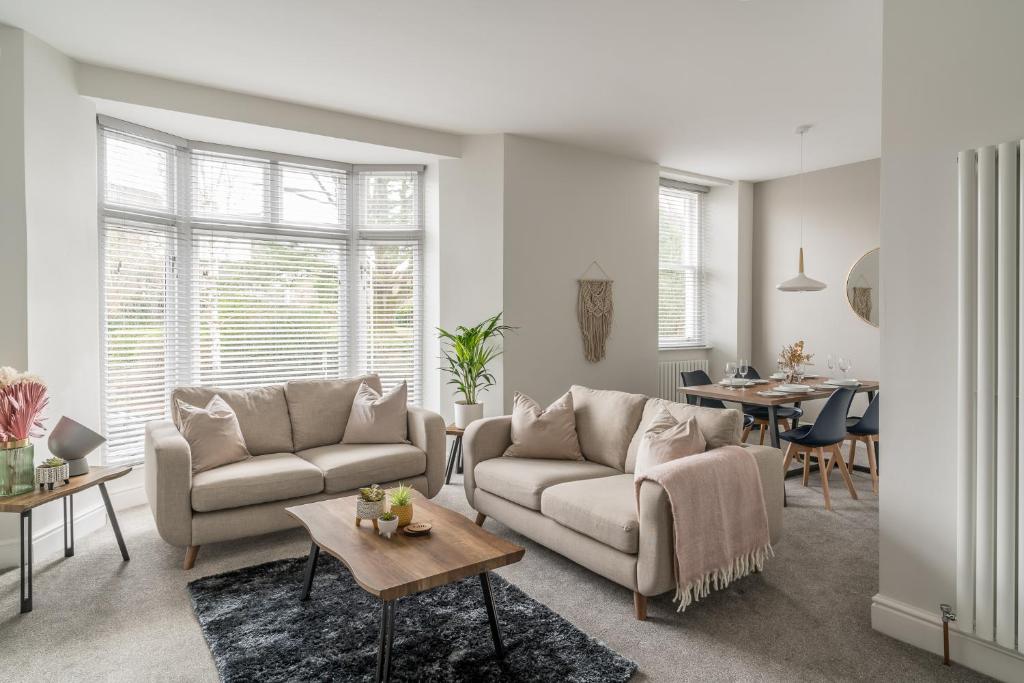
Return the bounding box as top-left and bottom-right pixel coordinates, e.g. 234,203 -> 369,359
188,553 -> 637,682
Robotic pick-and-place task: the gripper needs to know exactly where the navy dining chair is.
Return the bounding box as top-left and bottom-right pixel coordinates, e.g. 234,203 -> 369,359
842,393 -> 879,495
741,366 -> 804,445
779,388 -> 858,511
680,370 -> 727,409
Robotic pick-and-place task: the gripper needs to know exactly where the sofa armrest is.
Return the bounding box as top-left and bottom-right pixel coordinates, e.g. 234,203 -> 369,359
144,420 -> 193,548
407,405 -> 446,498
462,416 -> 512,508
742,444 -> 784,544
636,479 -> 676,596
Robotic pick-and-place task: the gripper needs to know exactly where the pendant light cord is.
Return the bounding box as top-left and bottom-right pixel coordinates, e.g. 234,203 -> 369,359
799,128 -> 805,249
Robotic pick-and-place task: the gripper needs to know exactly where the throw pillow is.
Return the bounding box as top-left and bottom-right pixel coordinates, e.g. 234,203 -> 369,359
342,381 -> 409,444
176,395 -> 251,474
503,391 -> 584,460
633,407 -> 706,479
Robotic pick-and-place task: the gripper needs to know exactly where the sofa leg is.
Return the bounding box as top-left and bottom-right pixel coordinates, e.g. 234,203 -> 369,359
184,545 -> 200,570
474,513 -> 486,527
634,592 -> 647,621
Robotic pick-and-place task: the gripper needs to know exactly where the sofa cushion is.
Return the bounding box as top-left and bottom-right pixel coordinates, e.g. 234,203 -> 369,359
625,398 -> 743,473
342,381 -> 409,444
473,457 -> 617,510
175,395 -> 251,474
569,385 -> 647,470
503,391 -> 583,460
297,443 -> 426,493
285,374 -> 382,451
191,452 -> 323,512
634,409 -> 705,478
541,474 -> 640,553
172,385 -> 293,456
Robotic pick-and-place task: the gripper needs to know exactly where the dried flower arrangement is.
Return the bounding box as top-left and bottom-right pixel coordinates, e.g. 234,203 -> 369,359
0,367 -> 48,445
778,341 -> 813,382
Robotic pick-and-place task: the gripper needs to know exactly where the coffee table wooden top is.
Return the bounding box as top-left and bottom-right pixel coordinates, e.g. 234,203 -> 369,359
0,465 -> 132,513
286,490 -> 524,602
679,378 -> 879,407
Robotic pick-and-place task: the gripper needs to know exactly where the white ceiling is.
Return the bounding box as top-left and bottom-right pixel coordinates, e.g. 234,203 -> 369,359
0,0 -> 882,181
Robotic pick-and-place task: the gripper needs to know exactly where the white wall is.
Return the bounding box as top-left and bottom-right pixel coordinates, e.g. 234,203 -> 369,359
752,158 -> 880,420
875,1 -> 1024,679
0,26 -> 28,370
706,181 -> 754,377
501,135 -> 659,406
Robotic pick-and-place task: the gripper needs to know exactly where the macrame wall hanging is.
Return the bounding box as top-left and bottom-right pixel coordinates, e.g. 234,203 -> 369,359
577,261 -> 613,363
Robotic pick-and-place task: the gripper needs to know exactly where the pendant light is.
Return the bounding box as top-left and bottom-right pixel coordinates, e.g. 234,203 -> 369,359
777,124 -> 826,292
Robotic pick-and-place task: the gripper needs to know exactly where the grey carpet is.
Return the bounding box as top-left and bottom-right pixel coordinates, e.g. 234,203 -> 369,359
189,554 -> 637,682
0,468 -> 992,681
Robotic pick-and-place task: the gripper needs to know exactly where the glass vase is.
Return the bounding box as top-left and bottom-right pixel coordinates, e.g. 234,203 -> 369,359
0,440 -> 35,497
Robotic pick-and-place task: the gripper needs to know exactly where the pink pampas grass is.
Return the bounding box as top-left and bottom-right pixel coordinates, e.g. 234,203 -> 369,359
0,368 -> 48,443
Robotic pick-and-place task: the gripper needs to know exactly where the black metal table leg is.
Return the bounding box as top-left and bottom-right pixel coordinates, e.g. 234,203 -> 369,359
98,483 -> 129,561
376,600 -> 396,683
479,572 -> 505,658
456,436 -> 464,474
64,495 -> 74,558
300,542 -> 319,601
20,510 -> 32,613
444,438 -> 458,485
792,401 -> 802,430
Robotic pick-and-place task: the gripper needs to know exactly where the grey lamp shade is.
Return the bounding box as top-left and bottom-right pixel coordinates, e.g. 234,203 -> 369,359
47,417 -> 106,476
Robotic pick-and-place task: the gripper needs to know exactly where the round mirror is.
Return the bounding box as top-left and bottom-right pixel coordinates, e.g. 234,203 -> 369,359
846,248 -> 879,327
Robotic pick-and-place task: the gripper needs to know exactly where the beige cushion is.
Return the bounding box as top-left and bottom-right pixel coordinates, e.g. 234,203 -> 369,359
285,374 -> 382,451
542,474 -> 640,553
625,398 -> 743,472
503,391 -> 583,460
297,443 -> 426,493
175,395 -> 251,474
172,385 -> 293,456
473,457 -> 617,510
569,385 -> 647,470
633,408 -> 706,478
342,382 -> 409,444
190,452 -> 324,512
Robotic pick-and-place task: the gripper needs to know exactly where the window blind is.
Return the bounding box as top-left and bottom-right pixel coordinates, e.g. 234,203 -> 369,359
658,181 -> 706,348
98,119 -> 423,464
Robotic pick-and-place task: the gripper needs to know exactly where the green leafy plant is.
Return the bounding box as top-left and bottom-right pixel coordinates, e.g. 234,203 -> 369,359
359,484 -> 385,502
389,484 -> 413,507
41,456 -> 66,468
438,313 -> 515,405
378,511 -> 397,522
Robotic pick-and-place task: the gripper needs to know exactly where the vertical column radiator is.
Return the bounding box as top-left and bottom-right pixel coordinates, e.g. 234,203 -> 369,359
658,359 -> 708,402
956,141 -> 1022,652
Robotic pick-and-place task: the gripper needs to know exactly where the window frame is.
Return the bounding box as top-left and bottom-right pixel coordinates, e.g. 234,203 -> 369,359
657,178 -> 708,350
97,116 -> 424,465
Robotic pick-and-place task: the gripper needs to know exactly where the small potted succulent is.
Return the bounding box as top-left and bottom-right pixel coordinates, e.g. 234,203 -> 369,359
389,484 -> 414,527
356,484 -> 386,530
35,456 -> 69,490
377,510 -> 399,539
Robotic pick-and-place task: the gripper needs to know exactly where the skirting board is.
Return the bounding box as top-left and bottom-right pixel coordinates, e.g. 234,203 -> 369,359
872,593 -> 1024,682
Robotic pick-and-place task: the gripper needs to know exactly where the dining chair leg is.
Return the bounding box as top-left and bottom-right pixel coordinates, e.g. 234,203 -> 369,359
782,419 -> 792,431
742,425 -> 752,443
846,438 -> 858,472
758,424 -> 766,445
782,442 -> 796,472
801,449 -> 811,487
866,437 -> 879,495
833,445 -> 859,500
815,447 -> 832,511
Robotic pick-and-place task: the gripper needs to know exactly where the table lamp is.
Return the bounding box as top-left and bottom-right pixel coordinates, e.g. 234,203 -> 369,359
47,416 -> 106,476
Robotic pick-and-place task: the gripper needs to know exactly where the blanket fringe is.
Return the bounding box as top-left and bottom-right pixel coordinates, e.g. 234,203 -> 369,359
673,544 -> 774,612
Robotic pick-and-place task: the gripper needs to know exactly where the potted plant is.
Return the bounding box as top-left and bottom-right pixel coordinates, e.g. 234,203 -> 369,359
438,312 -> 515,428
35,456 -> 69,491
0,367 -> 49,498
356,484 -> 386,530
377,511 -> 399,539
778,340 -> 814,383
389,484 -> 415,527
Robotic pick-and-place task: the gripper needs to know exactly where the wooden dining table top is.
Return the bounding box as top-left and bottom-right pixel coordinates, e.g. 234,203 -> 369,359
678,377 -> 879,406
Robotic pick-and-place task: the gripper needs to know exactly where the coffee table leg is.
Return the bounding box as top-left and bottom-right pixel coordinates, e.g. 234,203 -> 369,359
64,495 -> 74,557
301,542 -> 320,601
20,510 -> 32,613
376,600 -> 396,683
99,483 -> 129,561
479,572 -> 505,658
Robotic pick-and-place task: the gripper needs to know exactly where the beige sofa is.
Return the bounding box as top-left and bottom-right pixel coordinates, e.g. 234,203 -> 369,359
463,385 -> 783,620
144,378 -> 445,569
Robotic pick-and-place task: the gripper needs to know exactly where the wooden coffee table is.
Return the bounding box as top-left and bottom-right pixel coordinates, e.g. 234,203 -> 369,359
286,490 -> 524,683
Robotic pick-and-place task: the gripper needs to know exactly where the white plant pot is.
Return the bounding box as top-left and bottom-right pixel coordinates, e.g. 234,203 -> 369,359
454,401 -> 484,429
378,517 -> 399,539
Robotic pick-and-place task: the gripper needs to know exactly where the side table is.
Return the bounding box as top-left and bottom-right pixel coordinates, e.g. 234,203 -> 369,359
443,424 -> 465,485
0,465 -> 132,613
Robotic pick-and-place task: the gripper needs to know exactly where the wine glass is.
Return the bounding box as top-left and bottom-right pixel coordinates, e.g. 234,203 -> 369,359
838,356 -> 851,380
724,362 -> 737,386
826,354 -> 835,379
738,358 -> 749,380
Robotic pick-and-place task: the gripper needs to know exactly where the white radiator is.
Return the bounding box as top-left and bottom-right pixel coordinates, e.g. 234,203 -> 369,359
956,142 -> 1023,652
658,359 -> 708,402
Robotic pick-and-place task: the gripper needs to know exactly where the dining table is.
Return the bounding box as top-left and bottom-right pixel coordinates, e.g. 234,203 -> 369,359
677,377 -> 879,477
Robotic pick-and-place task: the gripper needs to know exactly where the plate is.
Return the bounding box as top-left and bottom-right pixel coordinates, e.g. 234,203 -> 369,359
718,378 -> 753,387
777,383 -> 813,393
824,378 -> 860,387
769,373 -> 787,380
757,390 -> 786,397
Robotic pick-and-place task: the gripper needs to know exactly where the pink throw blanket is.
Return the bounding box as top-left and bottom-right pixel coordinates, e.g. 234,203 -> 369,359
635,445 -> 773,611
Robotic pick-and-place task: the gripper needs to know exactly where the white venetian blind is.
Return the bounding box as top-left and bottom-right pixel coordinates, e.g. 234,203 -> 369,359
658,180 -> 707,348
